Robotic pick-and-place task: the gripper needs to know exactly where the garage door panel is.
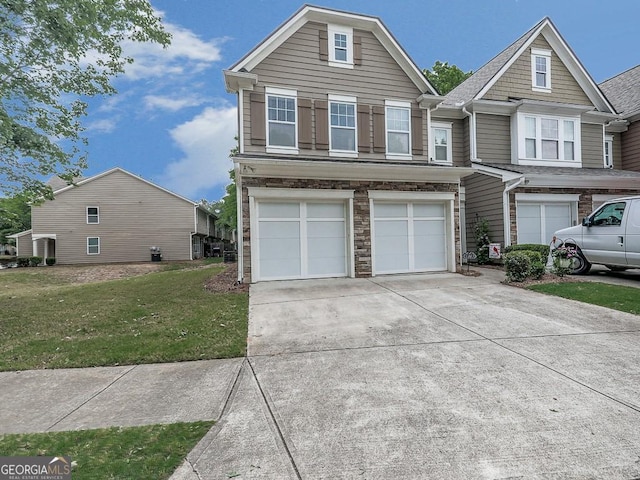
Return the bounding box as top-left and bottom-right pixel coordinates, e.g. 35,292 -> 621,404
259,257 -> 301,279
259,202 -> 299,218
307,203 -> 344,218
413,203 -> 444,217
375,203 -> 407,218
258,221 -> 299,239
307,220 -> 344,238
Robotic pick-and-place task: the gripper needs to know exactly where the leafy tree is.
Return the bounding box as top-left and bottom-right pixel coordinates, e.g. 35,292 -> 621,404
423,61 -> 473,95
0,0 -> 171,201
0,193 -> 31,244
475,217 -> 491,265
201,141 -> 239,232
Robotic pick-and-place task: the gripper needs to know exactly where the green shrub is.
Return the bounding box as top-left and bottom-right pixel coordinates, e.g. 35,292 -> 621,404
503,244 -> 550,257
504,251 -> 531,282
16,257 -> 30,267
45,257 -> 56,266
520,251 -> 546,279
475,218 -> 491,265
28,256 -> 42,267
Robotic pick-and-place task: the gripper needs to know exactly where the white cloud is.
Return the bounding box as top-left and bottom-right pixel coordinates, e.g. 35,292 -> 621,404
85,118 -> 118,134
157,106 -> 237,199
143,94 -> 205,112
121,21 -> 224,80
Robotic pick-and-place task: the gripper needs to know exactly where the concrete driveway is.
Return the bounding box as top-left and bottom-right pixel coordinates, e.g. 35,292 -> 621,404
178,271 -> 640,479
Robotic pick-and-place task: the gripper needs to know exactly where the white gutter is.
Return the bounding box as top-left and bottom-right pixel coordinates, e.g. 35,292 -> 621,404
462,106 -> 477,161
235,162 -> 243,283
503,177 -> 525,246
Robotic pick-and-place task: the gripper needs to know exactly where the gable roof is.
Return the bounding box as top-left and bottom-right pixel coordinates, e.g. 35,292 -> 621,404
228,4 -> 436,95
52,167 -> 198,206
444,17 -> 614,113
599,65 -> 640,119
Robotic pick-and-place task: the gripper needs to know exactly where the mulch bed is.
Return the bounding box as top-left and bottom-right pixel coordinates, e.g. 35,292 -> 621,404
204,262 -> 249,293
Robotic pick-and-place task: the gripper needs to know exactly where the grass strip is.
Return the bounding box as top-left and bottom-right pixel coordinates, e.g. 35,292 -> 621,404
528,282 -> 640,315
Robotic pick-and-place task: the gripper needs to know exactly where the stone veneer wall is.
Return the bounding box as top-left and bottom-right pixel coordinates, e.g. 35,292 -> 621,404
241,177 -> 460,283
508,187 -> 640,244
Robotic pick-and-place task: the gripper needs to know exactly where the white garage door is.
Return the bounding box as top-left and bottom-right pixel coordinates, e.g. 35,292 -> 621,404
256,201 -> 347,281
373,202 -> 447,274
517,202 -> 572,244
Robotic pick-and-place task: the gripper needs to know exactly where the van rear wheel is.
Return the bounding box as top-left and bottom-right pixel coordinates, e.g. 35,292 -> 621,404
568,247 -> 591,275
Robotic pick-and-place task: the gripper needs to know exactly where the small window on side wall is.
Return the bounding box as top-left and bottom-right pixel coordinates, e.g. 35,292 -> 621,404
328,24 -> 353,68
87,237 -> 100,255
604,135 -> 613,168
531,48 -> 551,91
87,206 -> 99,224
431,122 -> 452,164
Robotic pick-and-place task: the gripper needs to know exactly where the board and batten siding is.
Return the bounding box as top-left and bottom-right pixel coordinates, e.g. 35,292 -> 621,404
476,114 -> 511,163
622,122 -> 640,171
242,21 -> 430,162
31,170 -> 195,264
483,36 -> 592,106
463,173 -> 505,251
581,123 -> 604,168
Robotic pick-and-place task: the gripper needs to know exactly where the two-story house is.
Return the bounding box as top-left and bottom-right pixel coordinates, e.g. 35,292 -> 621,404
10,167 -> 217,264
444,18 -> 640,252
600,65 -> 640,172
224,5 -> 472,283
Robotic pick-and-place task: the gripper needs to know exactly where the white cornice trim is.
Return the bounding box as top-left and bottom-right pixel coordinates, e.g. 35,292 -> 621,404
368,190 -> 455,201
223,70 -> 258,93
247,187 -> 354,199
526,174 -> 640,189
235,157 -> 473,183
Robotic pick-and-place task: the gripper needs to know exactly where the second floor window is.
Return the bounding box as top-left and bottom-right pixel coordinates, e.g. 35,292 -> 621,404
431,122 -> 452,164
518,113 -> 580,165
386,102 -> 411,156
604,135 -> 613,168
266,87 -> 297,149
328,25 -> 353,67
87,237 -> 100,255
329,96 -> 356,153
87,206 -> 99,224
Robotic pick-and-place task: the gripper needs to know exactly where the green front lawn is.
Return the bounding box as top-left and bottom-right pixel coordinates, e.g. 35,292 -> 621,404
528,282 -> 640,315
0,421 -> 214,479
0,265 -> 248,371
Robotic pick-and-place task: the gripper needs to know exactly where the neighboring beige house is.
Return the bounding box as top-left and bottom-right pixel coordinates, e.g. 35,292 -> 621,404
439,18 -> 640,251
225,5 -> 473,283
10,167 -> 217,264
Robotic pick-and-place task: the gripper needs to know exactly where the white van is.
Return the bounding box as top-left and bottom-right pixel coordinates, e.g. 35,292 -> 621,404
551,196 -> 640,274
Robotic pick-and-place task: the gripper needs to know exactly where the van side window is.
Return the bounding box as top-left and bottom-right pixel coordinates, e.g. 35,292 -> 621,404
591,202 -> 626,226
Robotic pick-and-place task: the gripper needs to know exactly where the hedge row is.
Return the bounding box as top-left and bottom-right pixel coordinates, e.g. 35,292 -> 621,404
16,256 -> 56,267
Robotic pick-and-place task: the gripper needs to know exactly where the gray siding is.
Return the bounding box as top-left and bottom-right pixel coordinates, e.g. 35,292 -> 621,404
195,208 -> 210,236
476,114 -> 511,163
612,133 -> 622,170
484,36 -> 593,106
622,121 -> 640,171
463,173 -> 505,251
31,170 -> 195,264
581,123 -> 604,168
16,234 -> 33,257
243,21 -> 429,162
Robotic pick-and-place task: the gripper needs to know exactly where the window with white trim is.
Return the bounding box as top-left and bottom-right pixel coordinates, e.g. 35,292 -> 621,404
516,113 -> 580,165
87,237 -> 100,255
328,24 -> 353,68
87,206 -> 99,224
385,101 -> 411,156
329,95 -> 357,154
604,135 -> 613,168
431,122 -> 452,164
531,48 -> 551,91
266,87 -> 297,150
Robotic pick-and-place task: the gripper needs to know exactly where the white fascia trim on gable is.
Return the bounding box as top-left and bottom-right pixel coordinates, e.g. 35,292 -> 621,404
471,163 -> 523,182
474,19 -> 615,113
229,5 -> 435,95
7,229 -> 32,239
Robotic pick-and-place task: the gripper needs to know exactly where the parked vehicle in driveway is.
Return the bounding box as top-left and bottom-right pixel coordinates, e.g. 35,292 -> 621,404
552,196 -> 640,274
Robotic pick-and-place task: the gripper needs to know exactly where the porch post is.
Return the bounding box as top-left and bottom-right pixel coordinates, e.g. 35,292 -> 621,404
32,238 -> 38,258
43,239 -> 49,266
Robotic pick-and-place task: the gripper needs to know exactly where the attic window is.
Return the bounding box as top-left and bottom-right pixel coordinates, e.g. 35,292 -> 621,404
531,48 -> 551,91
328,24 -> 353,69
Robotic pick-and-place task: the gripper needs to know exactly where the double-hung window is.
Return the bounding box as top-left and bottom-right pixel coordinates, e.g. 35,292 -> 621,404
531,48 -> 551,91
517,113 -> 580,166
329,95 -> 357,154
431,122 -> 452,164
87,237 -> 100,255
87,206 -> 99,224
604,135 -> 613,168
328,24 -> 353,68
385,101 -> 411,157
266,87 -> 297,151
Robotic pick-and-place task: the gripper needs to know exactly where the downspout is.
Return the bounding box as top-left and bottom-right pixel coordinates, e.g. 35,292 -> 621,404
462,106 -> 476,161
503,177 -> 525,247
192,204 -> 198,260
235,162 -> 243,283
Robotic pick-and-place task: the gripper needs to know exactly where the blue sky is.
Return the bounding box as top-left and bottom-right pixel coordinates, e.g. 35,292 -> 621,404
81,0 -> 640,202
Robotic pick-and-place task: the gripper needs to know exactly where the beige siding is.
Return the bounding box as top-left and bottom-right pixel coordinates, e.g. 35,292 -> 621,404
195,208 -> 210,235
16,234 -> 33,257
451,118 -> 466,167
612,133 -> 622,170
462,117 -> 471,166
484,36 -> 592,106
476,114 -> 511,163
622,121 -> 640,171
243,21 -> 428,162
581,123 -> 604,168
463,173 -> 505,251
31,170 -> 195,264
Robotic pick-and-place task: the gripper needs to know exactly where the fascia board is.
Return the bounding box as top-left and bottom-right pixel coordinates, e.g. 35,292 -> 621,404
471,163 -> 523,182
526,174 -> 640,189
235,158 -> 473,183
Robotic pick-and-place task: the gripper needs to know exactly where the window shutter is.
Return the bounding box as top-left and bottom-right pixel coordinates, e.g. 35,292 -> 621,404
319,28 -> 328,61
372,106 -> 386,153
315,100 -> 329,150
358,104 -> 371,152
412,108 -> 423,155
298,99 -> 312,150
250,93 -> 266,146
354,35 -> 362,66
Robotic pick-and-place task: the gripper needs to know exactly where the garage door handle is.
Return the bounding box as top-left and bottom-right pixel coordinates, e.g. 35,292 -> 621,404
618,236 -> 624,246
